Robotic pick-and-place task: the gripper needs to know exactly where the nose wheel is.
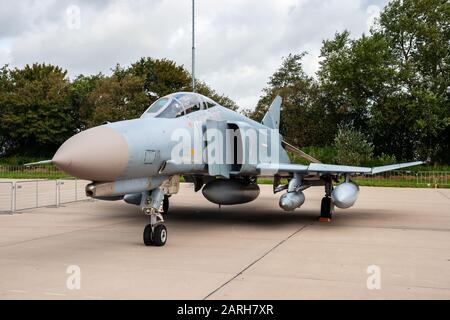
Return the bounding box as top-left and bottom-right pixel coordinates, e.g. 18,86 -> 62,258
143,224 -> 167,246
141,188 -> 168,247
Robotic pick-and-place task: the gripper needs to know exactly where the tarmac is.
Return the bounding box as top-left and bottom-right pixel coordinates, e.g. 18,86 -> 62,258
0,183 -> 449,300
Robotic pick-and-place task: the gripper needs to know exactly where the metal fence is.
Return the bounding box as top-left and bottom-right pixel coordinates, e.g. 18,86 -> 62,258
0,165 -> 69,179
0,179 -> 90,214
15,180 -> 57,211
0,170 -> 449,214
0,182 -> 13,213
355,171 -> 450,188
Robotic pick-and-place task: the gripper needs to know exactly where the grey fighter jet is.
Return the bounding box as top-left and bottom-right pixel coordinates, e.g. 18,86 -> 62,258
30,92 -> 423,246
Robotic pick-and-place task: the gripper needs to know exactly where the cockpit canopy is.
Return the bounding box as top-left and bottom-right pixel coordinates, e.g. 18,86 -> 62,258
141,92 -> 217,119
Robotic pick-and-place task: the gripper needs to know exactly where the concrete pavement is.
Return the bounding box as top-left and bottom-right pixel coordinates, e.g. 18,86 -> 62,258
0,184 -> 449,299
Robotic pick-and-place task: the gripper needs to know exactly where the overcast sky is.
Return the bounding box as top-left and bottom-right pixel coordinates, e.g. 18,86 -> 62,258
0,0 -> 389,109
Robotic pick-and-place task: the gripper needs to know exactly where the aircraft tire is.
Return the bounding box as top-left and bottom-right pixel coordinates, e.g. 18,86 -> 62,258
143,224 -> 154,246
162,196 -> 169,215
320,197 -> 332,218
153,225 -> 167,247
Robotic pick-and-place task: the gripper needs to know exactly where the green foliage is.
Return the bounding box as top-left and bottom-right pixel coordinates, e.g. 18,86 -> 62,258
253,0 -> 449,164
289,146 -> 337,164
0,0 -> 449,166
371,0 -> 450,163
82,65 -> 149,127
333,126 -> 374,166
0,58 -> 237,156
249,54 -> 336,146
0,64 -> 77,157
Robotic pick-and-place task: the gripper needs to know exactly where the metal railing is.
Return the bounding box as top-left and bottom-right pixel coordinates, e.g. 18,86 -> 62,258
0,165 -> 70,179
0,182 -> 14,213
0,179 -> 90,214
354,171 -> 450,188
0,170 -> 449,214
14,180 -> 57,211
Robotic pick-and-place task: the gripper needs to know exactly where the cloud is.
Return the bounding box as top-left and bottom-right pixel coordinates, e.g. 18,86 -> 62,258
0,0 -> 388,109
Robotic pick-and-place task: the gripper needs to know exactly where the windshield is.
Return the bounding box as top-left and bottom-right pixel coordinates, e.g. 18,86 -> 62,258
141,92 -> 218,119
157,99 -> 185,118
146,98 -> 169,113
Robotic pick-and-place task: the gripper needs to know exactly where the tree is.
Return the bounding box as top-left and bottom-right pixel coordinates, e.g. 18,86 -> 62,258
71,73 -> 104,131
0,64 -> 77,157
0,58 -> 238,158
81,59 -> 238,128
315,0 -> 449,162
333,125 -> 374,166
318,31 -> 395,133
130,57 -> 191,101
250,54 -> 335,147
372,0 -> 450,162
82,65 -> 149,128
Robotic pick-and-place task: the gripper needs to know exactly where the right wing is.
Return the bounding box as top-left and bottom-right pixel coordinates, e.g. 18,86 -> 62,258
257,161 -> 424,176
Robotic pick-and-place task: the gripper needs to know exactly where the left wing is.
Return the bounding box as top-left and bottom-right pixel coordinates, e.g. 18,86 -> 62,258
258,161 -> 424,176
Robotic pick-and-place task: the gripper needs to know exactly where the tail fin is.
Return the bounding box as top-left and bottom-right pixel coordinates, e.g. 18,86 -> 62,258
262,96 -> 281,129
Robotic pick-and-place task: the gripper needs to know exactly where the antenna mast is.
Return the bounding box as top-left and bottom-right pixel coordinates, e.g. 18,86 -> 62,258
192,0 -> 196,92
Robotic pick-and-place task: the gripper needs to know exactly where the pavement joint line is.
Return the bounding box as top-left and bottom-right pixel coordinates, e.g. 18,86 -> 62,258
203,223 -> 311,300
436,190 -> 450,200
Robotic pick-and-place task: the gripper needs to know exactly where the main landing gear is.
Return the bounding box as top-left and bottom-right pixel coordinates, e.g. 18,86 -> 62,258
319,177 -> 334,222
162,195 -> 170,215
142,188 -> 168,246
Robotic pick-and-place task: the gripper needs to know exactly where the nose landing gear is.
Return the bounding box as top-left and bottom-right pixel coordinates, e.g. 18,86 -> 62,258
143,221 -> 167,246
141,188 -> 168,247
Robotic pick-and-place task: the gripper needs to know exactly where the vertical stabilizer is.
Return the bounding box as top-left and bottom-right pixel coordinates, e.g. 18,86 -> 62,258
262,96 -> 281,129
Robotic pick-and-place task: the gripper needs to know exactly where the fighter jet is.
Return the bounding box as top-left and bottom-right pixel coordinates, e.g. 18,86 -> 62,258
29,92 -> 423,246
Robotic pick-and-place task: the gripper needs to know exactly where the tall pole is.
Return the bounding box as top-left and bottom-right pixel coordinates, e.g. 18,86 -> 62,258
192,0 -> 196,92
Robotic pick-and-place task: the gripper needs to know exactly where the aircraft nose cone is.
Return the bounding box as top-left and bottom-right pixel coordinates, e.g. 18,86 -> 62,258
53,126 -> 129,181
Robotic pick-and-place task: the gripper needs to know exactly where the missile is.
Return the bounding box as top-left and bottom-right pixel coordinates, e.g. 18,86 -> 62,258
279,191 -> 305,211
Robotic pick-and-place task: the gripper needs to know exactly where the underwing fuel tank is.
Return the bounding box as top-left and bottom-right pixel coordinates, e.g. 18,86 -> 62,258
331,182 -> 359,209
202,179 -> 260,205
279,191 -> 305,211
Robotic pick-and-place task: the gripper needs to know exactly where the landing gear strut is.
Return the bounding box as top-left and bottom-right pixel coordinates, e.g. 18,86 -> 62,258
320,177 -> 334,222
142,188 -> 168,246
